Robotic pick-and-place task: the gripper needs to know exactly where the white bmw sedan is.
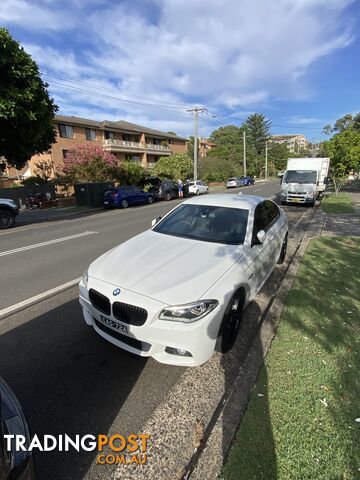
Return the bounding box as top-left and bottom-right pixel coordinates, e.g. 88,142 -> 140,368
79,195 -> 288,367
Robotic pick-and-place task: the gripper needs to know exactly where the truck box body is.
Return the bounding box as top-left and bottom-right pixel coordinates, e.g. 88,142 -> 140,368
280,157 -> 330,206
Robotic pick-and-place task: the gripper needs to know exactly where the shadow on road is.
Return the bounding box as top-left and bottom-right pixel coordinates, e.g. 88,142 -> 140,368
0,299 -> 149,480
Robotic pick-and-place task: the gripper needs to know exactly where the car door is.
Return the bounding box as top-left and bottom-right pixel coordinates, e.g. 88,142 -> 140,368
262,200 -> 282,265
132,187 -> 146,204
248,202 -> 274,296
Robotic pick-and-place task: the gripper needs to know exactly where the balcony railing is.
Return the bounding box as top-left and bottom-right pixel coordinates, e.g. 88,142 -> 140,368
103,139 -> 144,149
103,139 -> 171,154
146,143 -> 171,151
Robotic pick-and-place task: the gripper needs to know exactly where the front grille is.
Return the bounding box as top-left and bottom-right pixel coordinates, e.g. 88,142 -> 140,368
89,289 -> 111,315
113,302 -> 148,326
94,319 -> 151,352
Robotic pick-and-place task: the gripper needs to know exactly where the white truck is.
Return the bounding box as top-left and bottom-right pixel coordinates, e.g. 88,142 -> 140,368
280,157 -> 330,206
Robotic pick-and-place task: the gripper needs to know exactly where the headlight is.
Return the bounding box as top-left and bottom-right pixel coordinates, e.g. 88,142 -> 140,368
159,300 -> 218,323
82,269 -> 89,288
307,192 -> 315,197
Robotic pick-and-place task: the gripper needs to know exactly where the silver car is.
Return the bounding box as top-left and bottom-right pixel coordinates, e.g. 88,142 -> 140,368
226,177 -> 242,188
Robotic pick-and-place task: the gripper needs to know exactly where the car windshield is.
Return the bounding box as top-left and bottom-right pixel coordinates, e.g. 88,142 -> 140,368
153,204 -> 249,245
228,178 -> 236,181
283,170 -> 317,184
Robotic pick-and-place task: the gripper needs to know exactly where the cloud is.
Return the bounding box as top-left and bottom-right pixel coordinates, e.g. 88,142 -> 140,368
2,0 -> 356,136
285,116 -> 323,125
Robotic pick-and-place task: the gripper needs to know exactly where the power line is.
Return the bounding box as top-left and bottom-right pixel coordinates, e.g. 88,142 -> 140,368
45,79 -> 191,117
41,70 -> 190,111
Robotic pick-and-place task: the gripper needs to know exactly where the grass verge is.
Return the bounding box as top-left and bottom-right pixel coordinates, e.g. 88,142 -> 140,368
321,193 -> 355,214
223,237 -> 360,480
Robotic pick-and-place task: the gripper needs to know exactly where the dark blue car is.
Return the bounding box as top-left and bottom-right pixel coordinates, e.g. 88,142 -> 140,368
104,186 -> 154,209
239,176 -> 255,186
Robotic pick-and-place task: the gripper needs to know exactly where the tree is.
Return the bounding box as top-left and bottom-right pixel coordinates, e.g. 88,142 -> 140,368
323,113 -> 360,135
267,143 -> 289,176
0,28 -> 58,168
207,125 -> 244,170
117,161 -> 144,186
62,144 -> 119,183
322,129 -> 360,194
152,153 -> 193,180
242,113 -> 271,157
199,156 -> 238,182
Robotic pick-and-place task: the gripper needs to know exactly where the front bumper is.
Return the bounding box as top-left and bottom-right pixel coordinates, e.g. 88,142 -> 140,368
79,278 -> 222,367
281,194 -> 315,204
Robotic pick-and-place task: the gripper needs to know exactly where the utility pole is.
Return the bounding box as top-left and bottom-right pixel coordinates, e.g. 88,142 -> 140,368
187,107 -> 208,181
243,130 -> 247,176
265,140 -> 268,180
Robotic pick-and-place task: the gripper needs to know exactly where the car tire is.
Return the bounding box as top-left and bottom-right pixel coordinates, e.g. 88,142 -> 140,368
216,290 -> 245,353
0,209 -> 15,229
206,188 -> 209,194
165,192 -> 172,201
121,199 -> 129,209
147,196 -> 154,204
277,233 -> 288,264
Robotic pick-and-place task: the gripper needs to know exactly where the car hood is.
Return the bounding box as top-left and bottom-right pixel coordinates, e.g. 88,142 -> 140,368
282,183 -> 316,193
89,230 -> 243,304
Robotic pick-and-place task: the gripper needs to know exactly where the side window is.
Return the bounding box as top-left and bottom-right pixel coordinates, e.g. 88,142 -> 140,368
264,201 -> 280,227
253,203 -> 266,239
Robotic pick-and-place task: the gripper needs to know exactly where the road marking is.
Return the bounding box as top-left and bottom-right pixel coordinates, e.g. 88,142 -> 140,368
0,231 -> 97,257
0,277 -> 81,319
252,188 -> 263,192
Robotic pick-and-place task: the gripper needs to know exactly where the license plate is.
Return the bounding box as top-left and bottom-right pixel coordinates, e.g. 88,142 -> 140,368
99,315 -> 128,334
104,201 -> 109,204
290,198 -> 301,203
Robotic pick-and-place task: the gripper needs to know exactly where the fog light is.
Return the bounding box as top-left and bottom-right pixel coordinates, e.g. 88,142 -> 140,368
165,346 -> 192,357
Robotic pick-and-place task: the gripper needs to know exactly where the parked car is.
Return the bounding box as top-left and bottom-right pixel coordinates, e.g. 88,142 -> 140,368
187,180 -> 209,195
142,177 -> 179,201
103,186 -> 153,209
79,195 -> 288,367
0,377 -> 33,479
0,198 -> 19,229
239,176 -> 255,186
226,177 -> 242,188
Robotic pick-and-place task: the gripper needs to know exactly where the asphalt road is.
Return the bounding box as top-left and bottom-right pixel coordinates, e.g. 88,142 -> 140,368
0,180 -> 315,480
0,181 -> 280,311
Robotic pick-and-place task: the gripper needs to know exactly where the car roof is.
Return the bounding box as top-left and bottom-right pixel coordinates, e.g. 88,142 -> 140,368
182,194 -> 265,209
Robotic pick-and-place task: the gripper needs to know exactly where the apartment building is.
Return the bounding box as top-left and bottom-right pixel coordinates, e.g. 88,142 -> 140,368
28,115 -> 188,175
199,138 -> 216,158
270,134 -> 308,153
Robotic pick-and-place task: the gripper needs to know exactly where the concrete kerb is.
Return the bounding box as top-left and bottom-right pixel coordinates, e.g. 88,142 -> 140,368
113,208 -> 324,480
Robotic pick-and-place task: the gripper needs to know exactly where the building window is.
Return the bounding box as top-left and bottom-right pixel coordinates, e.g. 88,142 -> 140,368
85,128 -> 96,141
125,154 -> 141,163
58,124 -> 74,139
104,130 -> 115,140
62,149 -> 69,159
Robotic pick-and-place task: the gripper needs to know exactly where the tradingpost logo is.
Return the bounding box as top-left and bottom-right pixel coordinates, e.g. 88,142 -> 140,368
4,433 -> 150,465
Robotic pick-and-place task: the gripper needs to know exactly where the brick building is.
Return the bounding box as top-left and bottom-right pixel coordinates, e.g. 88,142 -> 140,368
270,134 -> 308,153
27,115 -> 188,176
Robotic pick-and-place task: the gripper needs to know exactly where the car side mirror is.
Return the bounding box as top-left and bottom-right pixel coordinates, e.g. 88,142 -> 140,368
151,216 -> 161,227
256,230 -> 266,244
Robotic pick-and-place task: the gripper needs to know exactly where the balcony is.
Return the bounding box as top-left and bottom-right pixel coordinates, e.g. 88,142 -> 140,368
145,143 -> 171,154
103,139 -> 171,155
103,139 -> 145,153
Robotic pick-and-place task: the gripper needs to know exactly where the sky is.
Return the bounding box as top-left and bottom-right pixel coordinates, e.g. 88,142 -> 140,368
1,0 -> 359,141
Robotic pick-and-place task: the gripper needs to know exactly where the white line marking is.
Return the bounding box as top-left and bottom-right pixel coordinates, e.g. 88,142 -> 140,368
0,231 -> 97,257
252,188 -> 263,192
0,278 -> 81,319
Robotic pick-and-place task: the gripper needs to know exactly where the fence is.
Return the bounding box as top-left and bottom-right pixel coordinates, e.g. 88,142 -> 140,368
0,184 -> 56,208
